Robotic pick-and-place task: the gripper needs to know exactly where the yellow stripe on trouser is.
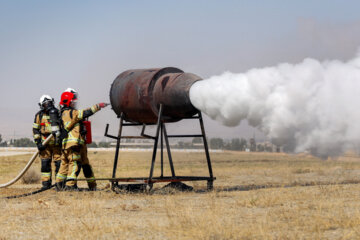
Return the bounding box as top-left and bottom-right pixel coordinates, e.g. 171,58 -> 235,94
66,151 -> 80,187
56,173 -> 67,180
67,160 -> 78,180
87,177 -> 96,183
41,172 -> 51,181
56,148 -> 81,186
72,153 -> 81,161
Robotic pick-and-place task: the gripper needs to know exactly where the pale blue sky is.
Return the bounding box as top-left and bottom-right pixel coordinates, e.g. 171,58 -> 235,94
1,0 -> 360,140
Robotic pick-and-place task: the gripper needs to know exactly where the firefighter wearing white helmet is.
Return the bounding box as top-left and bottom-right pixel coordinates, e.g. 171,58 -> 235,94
33,94 -> 62,190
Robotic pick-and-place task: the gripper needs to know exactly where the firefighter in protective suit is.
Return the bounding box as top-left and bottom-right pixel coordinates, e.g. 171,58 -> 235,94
55,91 -> 108,191
33,95 -> 62,190
63,88 -> 98,190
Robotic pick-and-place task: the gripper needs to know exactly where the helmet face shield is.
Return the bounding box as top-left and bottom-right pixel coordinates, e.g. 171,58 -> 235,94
39,95 -> 54,111
42,100 -> 54,112
70,99 -> 78,109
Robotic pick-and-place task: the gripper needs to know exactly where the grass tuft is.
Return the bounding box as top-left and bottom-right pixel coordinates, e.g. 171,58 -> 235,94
21,169 -> 40,184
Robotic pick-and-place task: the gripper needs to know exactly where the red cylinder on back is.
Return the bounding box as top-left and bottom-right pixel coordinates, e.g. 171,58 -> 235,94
83,120 -> 92,144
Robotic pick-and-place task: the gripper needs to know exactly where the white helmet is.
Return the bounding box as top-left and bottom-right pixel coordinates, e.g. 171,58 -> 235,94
39,95 -> 54,110
64,88 -> 77,93
64,88 -> 78,99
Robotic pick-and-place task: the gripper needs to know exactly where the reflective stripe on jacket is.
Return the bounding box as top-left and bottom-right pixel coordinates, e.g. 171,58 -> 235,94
61,105 -> 100,149
33,112 -> 55,145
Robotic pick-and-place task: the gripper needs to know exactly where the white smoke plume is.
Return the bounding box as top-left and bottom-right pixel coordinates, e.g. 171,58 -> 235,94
189,52 -> 360,157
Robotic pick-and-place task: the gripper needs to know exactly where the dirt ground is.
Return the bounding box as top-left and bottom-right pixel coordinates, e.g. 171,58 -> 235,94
1,150 -> 360,239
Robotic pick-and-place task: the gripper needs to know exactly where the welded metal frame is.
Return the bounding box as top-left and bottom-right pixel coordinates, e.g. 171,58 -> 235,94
104,104 -> 215,191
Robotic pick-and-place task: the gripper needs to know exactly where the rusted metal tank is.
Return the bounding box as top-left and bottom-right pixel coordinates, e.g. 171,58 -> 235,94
110,67 -> 202,123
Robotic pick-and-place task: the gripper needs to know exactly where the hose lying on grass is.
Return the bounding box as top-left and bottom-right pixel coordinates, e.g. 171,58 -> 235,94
4,184 -> 56,199
2,179 -> 108,199
0,135 -> 53,188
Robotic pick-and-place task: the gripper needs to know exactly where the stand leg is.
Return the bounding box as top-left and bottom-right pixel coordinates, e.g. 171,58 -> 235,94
207,180 -> 213,190
160,123 -> 164,178
148,104 -> 163,184
163,123 -> 176,177
111,113 -> 124,189
199,112 -> 214,179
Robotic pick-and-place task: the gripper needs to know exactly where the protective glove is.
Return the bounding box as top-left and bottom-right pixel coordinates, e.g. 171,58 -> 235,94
37,142 -> 46,151
98,103 -> 110,109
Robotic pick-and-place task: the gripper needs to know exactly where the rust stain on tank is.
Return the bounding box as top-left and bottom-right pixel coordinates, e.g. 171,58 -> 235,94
109,67 -> 202,123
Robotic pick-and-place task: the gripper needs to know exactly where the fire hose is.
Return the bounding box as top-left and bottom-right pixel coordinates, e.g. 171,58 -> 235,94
0,134 -> 53,188
4,183 -> 57,199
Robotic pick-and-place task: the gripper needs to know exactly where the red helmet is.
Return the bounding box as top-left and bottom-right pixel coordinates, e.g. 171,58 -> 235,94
60,91 -> 77,107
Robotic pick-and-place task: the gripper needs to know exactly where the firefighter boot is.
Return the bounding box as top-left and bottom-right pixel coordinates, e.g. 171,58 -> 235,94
55,181 -> 65,191
64,185 -> 79,191
41,181 -> 52,190
88,182 -> 97,191
83,164 -> 96,191
41,159 -> 52,190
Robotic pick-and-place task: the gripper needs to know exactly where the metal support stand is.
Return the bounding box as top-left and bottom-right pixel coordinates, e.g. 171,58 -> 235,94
163,123 -> 176,177
104,105 -> 215,191
160,123 -> 164,178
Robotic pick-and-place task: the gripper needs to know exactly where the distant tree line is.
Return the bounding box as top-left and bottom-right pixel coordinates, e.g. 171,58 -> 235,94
178,137 -> 277,152
86,137 -> 251,150
11,138 -> 36,147
208,138 -> 248,150
175,137 -> 249,151
0,135 -> 36,147
0,133 -> 278,152
0,135 -> 113,148
89,137 -> 276,152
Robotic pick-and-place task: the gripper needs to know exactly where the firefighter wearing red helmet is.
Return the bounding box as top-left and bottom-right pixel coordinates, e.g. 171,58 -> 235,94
55,91 -> 108,191
63,88 -> 98,191
33,95 -> 62,190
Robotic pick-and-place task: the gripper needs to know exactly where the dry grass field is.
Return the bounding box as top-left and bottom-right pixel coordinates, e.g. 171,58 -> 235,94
1,149 -> 360,239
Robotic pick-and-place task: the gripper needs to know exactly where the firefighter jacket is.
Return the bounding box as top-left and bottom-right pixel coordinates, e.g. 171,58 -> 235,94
61,104 -> 100,149
33,111 -> 57,145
